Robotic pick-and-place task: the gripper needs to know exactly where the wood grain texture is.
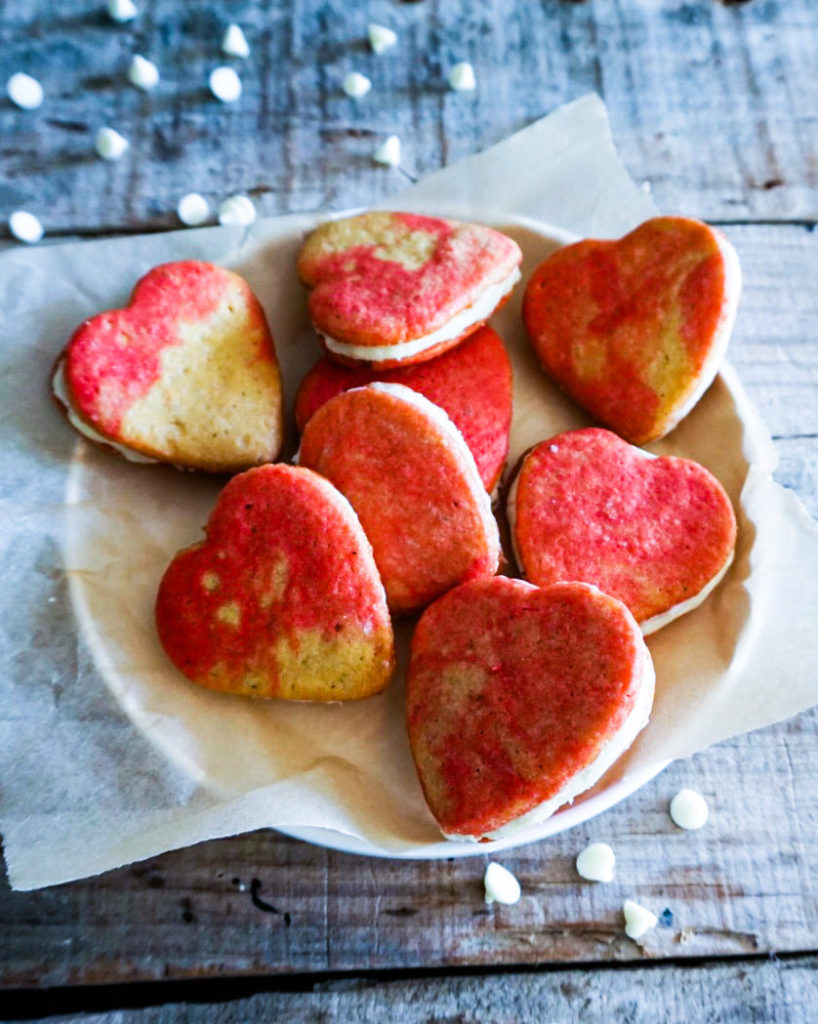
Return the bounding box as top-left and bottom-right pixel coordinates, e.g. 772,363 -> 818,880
2,0 -> 818,1003
6,956 -> 818,1023
1,0 -> 816,235
2,705 -> 818,986
721,224 -> 818,512
0,207 -> 816,992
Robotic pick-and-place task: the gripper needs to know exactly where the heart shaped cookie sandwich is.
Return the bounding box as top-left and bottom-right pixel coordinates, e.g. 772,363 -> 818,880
156,464 -> 395,700
52,261 -> 284,472
298,383 -> 501,615
407,577 -> 654,840
523,217 -> 741,445
508,428 -> 737,633
295,326 -> 513,492
297,211 -> 522,369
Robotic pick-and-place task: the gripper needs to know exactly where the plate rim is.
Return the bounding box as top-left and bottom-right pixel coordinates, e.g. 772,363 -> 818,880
64,208 -> 672,862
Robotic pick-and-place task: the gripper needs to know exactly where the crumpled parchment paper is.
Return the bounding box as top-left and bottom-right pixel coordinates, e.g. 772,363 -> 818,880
2,95 -> 817,890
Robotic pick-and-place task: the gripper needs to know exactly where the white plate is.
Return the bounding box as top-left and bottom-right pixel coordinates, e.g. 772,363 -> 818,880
65,212 -> 679,860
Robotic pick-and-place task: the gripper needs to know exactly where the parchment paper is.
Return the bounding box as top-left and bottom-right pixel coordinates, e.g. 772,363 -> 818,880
2,95 -> 818,891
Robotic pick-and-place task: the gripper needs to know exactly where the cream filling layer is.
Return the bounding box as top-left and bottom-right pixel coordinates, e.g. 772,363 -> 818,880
320,267 -> 521,363
506,444 -> 734,636
52,359 -> 158,464
445,616 -> 655,842
364,381 -> 501,567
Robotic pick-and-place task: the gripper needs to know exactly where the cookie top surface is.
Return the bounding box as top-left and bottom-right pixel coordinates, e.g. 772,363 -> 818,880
298,382 -> 500,615
407,577 -> 650,838
522,216 -> 740,445
58,260 -> 283,471
156,464 -> 395,701
294,326 -> 513,491
298,211 -> 522,359
509,427 -> 737,626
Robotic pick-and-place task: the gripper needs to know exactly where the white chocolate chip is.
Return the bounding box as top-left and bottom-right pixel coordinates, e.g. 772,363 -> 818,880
7,72 -> 44,110
209,66 -> 242,103
176,192 -> 211,227
484,863 -> 521,905
343,72 -> 372,99
9,210 -> 44,244
218,194 -> 256,226
575,842 -> 615,883
368,23 -> 397,55
623,899 -> 658,940
448,61 -> 476,92
669,788 -> 709,830
128,54 -> 159,91
107,0 -> 137,23
222,24 -> 250,59
95,127 -> 129,161
373,135 -> 401,166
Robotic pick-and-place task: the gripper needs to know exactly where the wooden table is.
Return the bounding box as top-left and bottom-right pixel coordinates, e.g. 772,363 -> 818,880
2,1 -> 817,1019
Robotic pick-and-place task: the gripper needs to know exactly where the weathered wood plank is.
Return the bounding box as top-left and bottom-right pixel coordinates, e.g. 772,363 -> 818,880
0,226 -> 815,991
5,956 -> 818,1022
718,224 -> 818,512
0,0 -> 816,235
2,708 -> 818,986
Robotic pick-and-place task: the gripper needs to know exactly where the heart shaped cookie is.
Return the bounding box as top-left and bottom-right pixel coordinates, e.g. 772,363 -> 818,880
298,383 -> 500,615
156,464 -> 395,701
297,211 -> 522,368
407,577 -> 654,840
523,217 -> 741,445
294,326 -> 513,492
52,261 -> 283,472
508,428 -> 737,633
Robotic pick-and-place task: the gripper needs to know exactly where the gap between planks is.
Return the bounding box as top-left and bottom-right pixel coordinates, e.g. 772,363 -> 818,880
2,948 -> 817,1019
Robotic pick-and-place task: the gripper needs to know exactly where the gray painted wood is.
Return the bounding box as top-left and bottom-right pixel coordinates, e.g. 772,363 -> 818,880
2,705 -> 818,984
6,956 -> 818,1022
0,226 -> 816,986
1,0 -> 818,1005
0,0 -> 816,235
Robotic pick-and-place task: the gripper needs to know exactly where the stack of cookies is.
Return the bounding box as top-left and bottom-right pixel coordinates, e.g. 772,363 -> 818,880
51,210 -> 741,842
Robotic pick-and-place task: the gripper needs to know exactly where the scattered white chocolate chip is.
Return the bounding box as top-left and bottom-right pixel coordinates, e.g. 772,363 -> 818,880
7,72 -> 44,110
373,135 -> 401,167
95,127 -> 130,161
209,66 -> 242,104
343,72 -> 372,99
9,210 -> 44,244
623,899 -> 658,940
669,788 -> 709,830
222,24 -> 250,59
176,192 -> 211,227
484,863 -> 521,905
218,194 -> 256,226
576,842 -> 615,883
368,23 -> 397,55
448,61 -> 476,92
107,0 -> 137,23
127,54 -> 159,91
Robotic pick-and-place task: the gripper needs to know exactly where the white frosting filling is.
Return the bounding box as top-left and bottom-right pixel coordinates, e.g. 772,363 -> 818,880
444,623 -> 655,842
640,549 -> 733,634
320,266 -> 521,364
363,381 -> 500,564
52,359 -> 158,464
507,442 -> 734,636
